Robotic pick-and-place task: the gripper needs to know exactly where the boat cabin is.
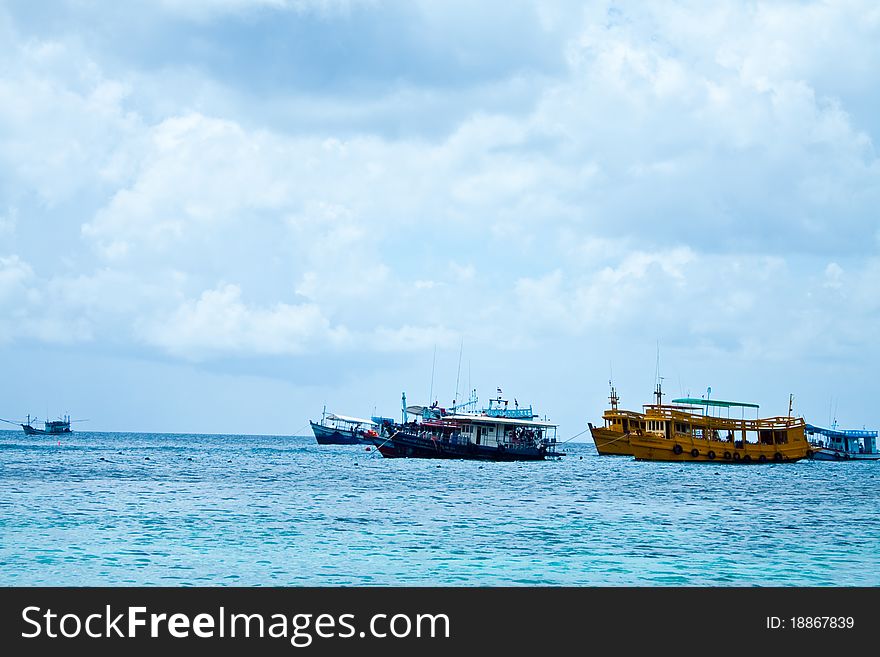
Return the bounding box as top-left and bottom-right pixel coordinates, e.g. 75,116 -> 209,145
438,414 -> 557,449
805,424 -> 878,454
321,413 -> 375,432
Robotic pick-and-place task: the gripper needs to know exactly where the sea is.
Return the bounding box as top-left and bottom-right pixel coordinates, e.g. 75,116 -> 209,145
1,430 -> 878,586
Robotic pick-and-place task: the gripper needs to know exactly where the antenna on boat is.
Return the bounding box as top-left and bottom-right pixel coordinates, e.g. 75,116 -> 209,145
428,345 -> 437,406
453,337 -> 463,409
788,393 -> 793,419
609,380 -> 619,411
653,340 -> 664,407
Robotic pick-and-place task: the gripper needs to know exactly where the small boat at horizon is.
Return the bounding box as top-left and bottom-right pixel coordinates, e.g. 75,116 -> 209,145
310,408 -> 378,445
589,382 -> 812,463
370,390 -> 565,461
21,414 -> 73,436
805,423 -> 880,461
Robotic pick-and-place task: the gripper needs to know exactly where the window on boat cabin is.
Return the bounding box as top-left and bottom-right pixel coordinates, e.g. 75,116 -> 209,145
759,429 -> 773,445
774,430 -> 787,444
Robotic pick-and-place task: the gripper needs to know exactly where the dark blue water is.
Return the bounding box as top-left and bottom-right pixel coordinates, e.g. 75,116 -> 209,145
1,430 -> 877,586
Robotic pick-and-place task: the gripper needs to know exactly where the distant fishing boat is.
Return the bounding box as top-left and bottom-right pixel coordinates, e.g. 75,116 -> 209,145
310,407 -> 378,445
370,391 -> 565,461
805,423 -> 880,461
591,383 -> 812,463
21,414 -> 73,436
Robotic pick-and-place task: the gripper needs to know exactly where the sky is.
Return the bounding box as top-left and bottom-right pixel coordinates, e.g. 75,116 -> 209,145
1,0 -> 879,438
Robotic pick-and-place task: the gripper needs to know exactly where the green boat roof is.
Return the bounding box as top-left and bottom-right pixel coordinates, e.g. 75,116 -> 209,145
671,397 -> 760,409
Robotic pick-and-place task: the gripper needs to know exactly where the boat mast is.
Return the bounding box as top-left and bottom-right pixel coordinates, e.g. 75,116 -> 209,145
453,338 -> 463,409
609,380 -> 619,411
428,345 -> 437,407
653,340 -> 664,407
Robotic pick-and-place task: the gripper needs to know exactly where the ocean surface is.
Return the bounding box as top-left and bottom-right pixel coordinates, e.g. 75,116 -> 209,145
1,430 -> 878,586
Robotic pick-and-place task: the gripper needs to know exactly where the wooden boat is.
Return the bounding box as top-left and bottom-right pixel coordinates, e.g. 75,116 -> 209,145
591,384 -> 812,463
310,407 -> 378,445
805,423 -> 880,461
371,392 -> 565,461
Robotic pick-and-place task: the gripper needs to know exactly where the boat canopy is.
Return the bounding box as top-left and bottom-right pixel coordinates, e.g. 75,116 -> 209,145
671,398 -> 759,409
441,414 -> 556,428
326,413 -> 375,426
805,424 -> 877,439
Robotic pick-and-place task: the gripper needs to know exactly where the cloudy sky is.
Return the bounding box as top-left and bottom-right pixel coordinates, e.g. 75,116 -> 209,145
1,0 -> 878,437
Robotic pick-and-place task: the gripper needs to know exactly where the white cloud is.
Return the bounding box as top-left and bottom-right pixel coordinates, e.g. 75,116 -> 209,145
82,113 -> 291,259
1,0 -> 879,376
158,0 -> 370,20
0,254 -> 33,301
0,207 -> 16,235
137,283 -> 349,359
0,38 -> 142,205
371,324 -> 459,353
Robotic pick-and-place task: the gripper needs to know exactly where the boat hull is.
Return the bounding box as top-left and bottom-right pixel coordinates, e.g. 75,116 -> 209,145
588,424 -> 633,456
629,434 -> 809,464
371,431 -> 560,461
812,448 -> 880,461
21,425 -> 71,436
310,421 -> 371,445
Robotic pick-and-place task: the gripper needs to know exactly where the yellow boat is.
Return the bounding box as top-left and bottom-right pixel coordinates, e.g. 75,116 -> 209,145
591,384 -> 813,463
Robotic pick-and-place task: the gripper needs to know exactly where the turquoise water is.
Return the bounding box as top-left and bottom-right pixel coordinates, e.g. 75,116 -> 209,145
1,430 -> 878,586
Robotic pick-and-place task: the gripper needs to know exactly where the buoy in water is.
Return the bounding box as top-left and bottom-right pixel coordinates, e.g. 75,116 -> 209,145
365,446 -> 371,451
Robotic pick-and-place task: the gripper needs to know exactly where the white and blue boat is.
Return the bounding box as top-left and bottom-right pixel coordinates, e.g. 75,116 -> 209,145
310,408 -> 377,445
805,423 -> 879,461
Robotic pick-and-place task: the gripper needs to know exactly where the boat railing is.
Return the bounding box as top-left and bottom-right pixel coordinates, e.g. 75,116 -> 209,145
644,407 -> 805,430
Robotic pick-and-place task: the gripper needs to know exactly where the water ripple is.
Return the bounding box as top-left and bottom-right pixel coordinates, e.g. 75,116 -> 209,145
1,430 -> 878,586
